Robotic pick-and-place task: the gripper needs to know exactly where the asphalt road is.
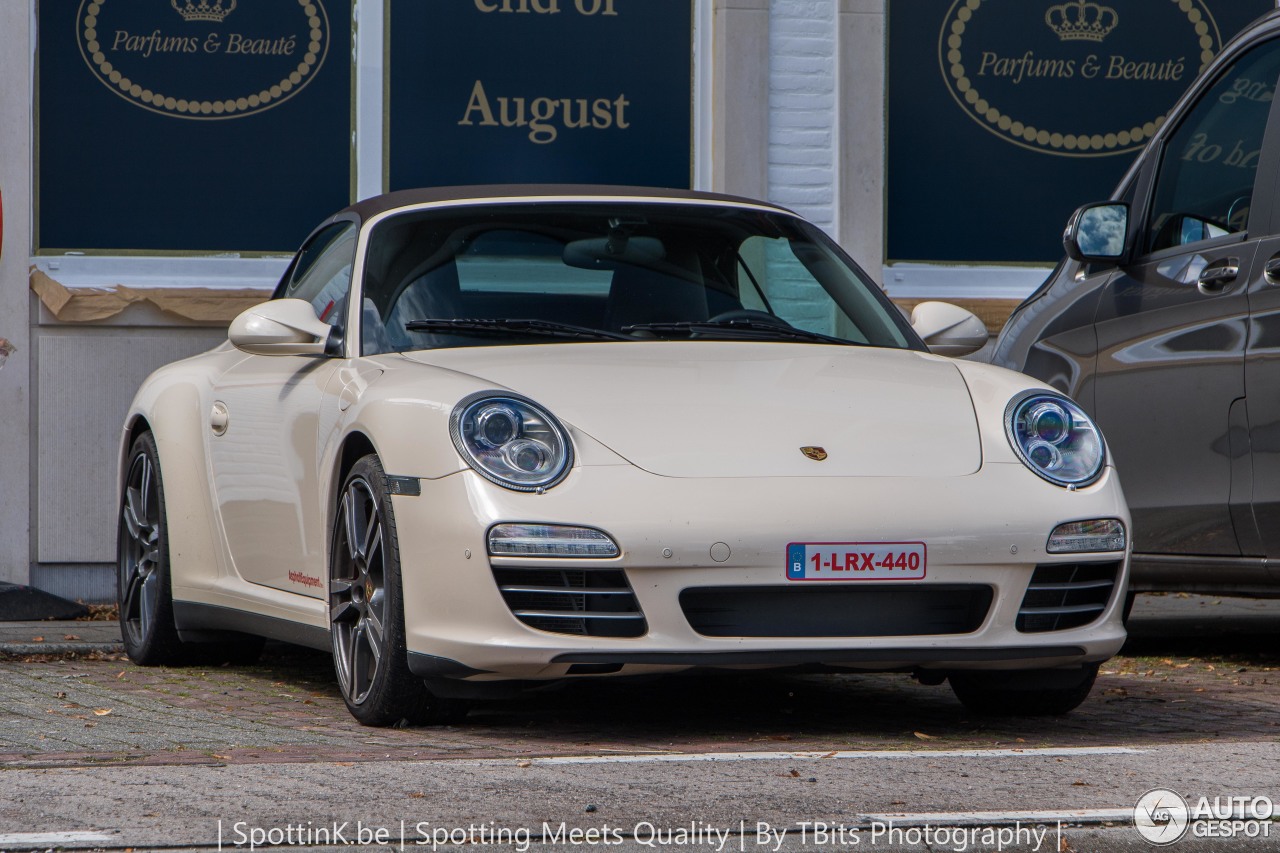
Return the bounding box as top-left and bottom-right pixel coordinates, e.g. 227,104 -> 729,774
0,594 -> 1276,853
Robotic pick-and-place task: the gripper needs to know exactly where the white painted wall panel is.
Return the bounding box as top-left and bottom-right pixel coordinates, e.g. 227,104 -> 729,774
37,329 -> 225,563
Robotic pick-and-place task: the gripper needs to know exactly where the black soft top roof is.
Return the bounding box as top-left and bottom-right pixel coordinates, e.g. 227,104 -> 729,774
341,185 -> 794,222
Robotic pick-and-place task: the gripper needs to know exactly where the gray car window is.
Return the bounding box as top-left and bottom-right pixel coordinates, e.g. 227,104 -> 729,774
1146,42 -> 1280,254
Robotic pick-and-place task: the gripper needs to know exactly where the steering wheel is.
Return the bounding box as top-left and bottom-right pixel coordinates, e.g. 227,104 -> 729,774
706,309 -> 792,327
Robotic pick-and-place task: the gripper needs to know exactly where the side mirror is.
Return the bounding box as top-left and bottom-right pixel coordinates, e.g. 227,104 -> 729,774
1064,202 -> 1129,263
910,301 -> 988,357
229,299 -> 334,356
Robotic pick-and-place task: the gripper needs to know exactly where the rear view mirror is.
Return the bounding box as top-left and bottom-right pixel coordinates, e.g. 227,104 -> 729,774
910,301 -> 988,357
563,236 -> 666,270
1064,202 -> 1129,263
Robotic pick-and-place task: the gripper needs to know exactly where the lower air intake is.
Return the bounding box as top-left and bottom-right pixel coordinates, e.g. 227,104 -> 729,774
1017,562 -> 1121,633
680,584 -> 993,638
492,566 -> 646,638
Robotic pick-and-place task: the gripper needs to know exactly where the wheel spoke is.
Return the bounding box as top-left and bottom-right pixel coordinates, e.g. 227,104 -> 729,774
123,487 -> 145,541
362,508 -> 380,564
139,572 -> 158,631
343,487 -> 363,561
139,457 -> 154,515
122,568 -> 144,621
364,610 -> 384,665
140,543 -> 161,574
330,578 -> 354,595
350,626 -> 369,696
330,600 -> 359,624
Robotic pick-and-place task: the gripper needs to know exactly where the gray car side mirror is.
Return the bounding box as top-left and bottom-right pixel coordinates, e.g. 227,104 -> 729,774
1063,202 -> 1129,264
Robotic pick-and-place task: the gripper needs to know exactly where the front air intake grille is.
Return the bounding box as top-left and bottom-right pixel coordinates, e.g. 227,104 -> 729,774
680,584 -> 993,638
1017,561 -> 1121,633
492,566 -> 646,638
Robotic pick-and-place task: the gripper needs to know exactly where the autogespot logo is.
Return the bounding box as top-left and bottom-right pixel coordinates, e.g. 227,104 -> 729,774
1134,789 -> 1190,845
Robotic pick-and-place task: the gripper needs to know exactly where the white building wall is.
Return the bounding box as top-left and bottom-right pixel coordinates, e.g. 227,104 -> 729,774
0,3 -> 32,586
768,0 -> 838,234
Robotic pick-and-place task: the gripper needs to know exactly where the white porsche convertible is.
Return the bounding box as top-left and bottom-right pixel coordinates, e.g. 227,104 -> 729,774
118,186 -> 1130,726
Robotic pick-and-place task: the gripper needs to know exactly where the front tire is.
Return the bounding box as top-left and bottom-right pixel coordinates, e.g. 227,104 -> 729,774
117,432 -> 186,665
329,455 -> 467,726
948,664 -> 1099,716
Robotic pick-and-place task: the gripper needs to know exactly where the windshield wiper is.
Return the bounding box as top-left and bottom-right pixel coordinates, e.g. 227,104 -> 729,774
405,318 -> 633,342
623,319 -> 861,346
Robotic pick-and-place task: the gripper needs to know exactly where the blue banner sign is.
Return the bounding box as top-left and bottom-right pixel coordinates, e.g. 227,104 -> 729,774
887,0 -> 1274,264
387,0 -> 694,191
38,0 -> 352,253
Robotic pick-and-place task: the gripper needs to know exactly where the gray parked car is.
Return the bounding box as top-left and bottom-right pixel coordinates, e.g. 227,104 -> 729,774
992,11 -> 1280,597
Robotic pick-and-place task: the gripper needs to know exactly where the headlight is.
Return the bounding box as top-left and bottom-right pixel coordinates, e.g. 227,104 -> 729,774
1005,392 -> 1105,487
450,392 -> 573,491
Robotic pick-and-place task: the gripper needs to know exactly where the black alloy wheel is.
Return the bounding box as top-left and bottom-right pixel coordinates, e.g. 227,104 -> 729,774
117,432 -> 185,664
329,454 -> 467,726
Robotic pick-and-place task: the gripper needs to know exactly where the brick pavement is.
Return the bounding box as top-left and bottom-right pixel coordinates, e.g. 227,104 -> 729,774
0,594 -> 1275,769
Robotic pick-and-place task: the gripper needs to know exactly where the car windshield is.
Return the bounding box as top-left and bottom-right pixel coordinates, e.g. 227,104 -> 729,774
358,202 -> 917,354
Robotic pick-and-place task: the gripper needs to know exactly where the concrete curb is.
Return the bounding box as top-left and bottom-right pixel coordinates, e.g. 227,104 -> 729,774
0,642 -> 124,655
0,621 -> 123,656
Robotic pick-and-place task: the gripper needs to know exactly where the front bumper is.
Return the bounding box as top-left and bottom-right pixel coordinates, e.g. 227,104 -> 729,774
393,462 -> 1130,681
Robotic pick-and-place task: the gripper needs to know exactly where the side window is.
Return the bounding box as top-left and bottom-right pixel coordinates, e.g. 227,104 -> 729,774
1146,42 -> 1280,254
280,222 -> 358,327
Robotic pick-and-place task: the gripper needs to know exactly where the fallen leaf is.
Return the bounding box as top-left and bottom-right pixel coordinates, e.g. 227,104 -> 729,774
1071,781 -> 1089,786
31,636 -> 44,643
116,671 -> 126,679
409,792 -> 426,799
516,760 -> 532,768
1015,738 -> 1027,743
211,754 -> 231,760
788,769 -> 801,777
92,708 -> 113,716
913,732 -> 937,740
63,634 -> 81,641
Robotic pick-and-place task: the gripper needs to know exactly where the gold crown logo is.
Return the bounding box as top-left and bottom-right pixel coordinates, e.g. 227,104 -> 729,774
171,0 -> 236,23
1045,0 -> 1118,42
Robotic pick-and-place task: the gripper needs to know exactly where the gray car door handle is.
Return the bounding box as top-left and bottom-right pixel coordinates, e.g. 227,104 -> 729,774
1265,255 -> 1280,284
1197,258 -> 1240,294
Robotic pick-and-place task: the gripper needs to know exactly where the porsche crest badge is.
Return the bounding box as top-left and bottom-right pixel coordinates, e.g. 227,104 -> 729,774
801,446 -> 828,461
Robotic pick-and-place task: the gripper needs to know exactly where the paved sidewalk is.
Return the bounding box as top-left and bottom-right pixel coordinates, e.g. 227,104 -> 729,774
0,593 -> 1274,770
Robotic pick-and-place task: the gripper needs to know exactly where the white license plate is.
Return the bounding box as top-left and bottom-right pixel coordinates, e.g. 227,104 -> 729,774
786,542 -> 927,581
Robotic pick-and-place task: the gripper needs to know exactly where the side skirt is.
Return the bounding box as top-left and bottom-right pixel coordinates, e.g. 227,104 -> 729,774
172,601 -> 331,650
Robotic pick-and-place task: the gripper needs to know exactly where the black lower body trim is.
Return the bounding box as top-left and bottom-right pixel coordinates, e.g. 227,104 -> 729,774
550,646 -> 1087,667
1130,554 -> 1280,596
407,651 -> 488,679
173,601 -> 330,650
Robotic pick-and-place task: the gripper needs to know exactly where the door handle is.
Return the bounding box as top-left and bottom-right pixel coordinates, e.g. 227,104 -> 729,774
1265,255 -> 1280,285
1197,258 -> 1239,294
